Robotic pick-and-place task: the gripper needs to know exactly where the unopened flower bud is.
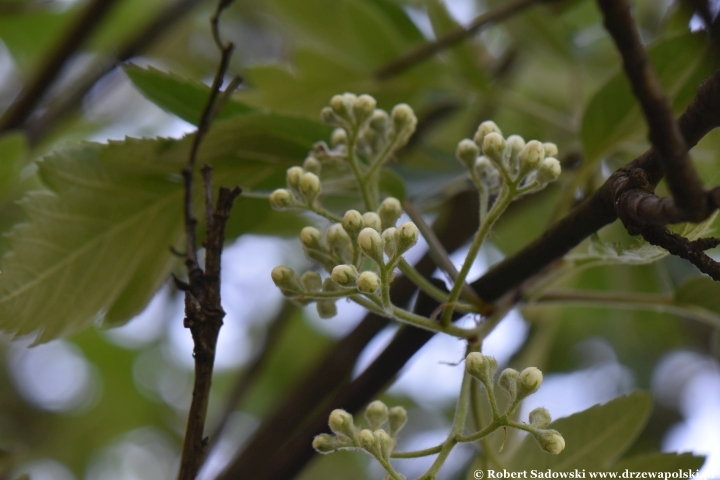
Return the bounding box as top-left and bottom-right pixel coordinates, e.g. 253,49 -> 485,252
321,107 -> 340,126
303,156 -> 322,175
390,104 -> 417,145
358,429 -> 377,454
342,209 -> 364,238
271,265 -> 302,293
369,109 -> 389,131
362,212 -> 382,232
395,222 -> 419,254
377,197 -> 402,230
518,140 -> 545,174
382,228 -> 397,256
330,93 -> 356,122
517,367 -> 543,399
317,300 -> 338,318
365,400 -> 389,430
358,227 -> 385,264
300,226 -> 324,250
536,158 -> 561,184
456,139 -> 480,170
465,352 -> 498,387
357,271 -> 381,293
269,189 -> 294,209
329,409 -> 357,440
313,433 -> 339,453
331,128 -> 348,146
388,406 -> 408,437
286,166 -> 304,192
533,429 -> 565,454
331,264 -> 358,287
529,407 -> 552,429
375,429 -> 394,459
483,132 -> 506,163
299,172 -> 321,204
474,156 -> 500,192
543,142 -> 558,158
353,94 -> 377,124
498,368 -> 519,401
301,271 -> 323,291
506,135 -> 526,174
474,120 -> 502,146
327,223 -> 353,262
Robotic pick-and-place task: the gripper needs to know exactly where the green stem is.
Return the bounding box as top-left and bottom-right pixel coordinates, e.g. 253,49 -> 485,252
391,444 -> 444,459
295,289 -> 358,300
396,259 -> 454,306
309,204 -> 343,223
390,306 -> 475,338
471,383 -> 505,469
376,456 -> 404,480
346,130 -> 375,211
441,186 -> 511,325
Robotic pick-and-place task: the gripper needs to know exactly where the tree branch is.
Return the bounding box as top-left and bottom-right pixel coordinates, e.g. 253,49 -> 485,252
374,0 -> 539,80
0,0 -> 119,133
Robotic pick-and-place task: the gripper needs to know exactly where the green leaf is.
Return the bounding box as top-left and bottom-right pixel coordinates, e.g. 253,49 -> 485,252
675,276 -> 720,317
508,392 -> 653,471
0,112 -> 330,342
581,32 -> 706,165
0,10 -> 73,68
610,452 -> 705,475
123,64 -> 255,125
0,132 -> 27,200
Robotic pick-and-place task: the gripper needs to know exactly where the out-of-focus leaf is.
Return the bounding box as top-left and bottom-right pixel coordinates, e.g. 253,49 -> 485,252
123,65 -> 255,125
675,276 -> 720,317
610,452 -> 705,475
0,132 -> 27,200
379,168 -> 407,201
581,33 -> 705,165
0,113 -> 330,341
0,11 -> 72,68
508,392 -> 652,471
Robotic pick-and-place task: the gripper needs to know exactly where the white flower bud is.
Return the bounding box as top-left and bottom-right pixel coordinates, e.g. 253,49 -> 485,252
536,157 -> 561,184
329,409 -> 357,440
456,138 -> 480,171
498,368 -> 519,401
517,367 -> 543,399
390,104 -> 417,145
330,93 -> 356,122
269,189 -> 294,210
327,223 -> 353,261
482,132 -> 506,164
474,120 -> 502,146
369,109 -> 389,131
353,94 -> 377,125
529,407 -> 552,429
358,429 -> 377,454
382,227 -> 397,257
301,271 -> 323,291
317,300 -> 338,318
300,226 -> 324,250
395,221 -> 419,254
299,172 -> 321,204
533,429 -> 565,454
474,156 -> 500,192
357,271 -> 381,293
321,107 -> 340,126
271,265 -> 302,293
377,197 -> 402,230
358,227 -> 385,264
365,400 -> 389,430
465,352 -> 498,387
388,406 -> 408,437
312,433 -> 339,453
374,429 -> 394,459
286,166 -> 305,192
518,140 -> 545,173
506,134 -> 526,174
303,156 -> 322,175
331,264 -> 358,287
331,128 -> 348,146
543,142 -> 559,158
362,212 -> 382,232
342,209 -> 364,238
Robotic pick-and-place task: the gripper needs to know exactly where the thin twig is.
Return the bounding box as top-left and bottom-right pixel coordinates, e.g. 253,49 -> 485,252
177,1 -> 240,478
0,0 -> 118,133
374,0 -> 539,79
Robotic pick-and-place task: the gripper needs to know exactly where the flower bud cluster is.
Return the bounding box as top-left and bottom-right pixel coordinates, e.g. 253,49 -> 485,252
455,120 -> 562,195
313,401 -> 408,460
269,165 -> 323,210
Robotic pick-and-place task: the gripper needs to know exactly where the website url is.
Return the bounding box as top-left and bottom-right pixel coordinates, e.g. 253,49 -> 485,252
481,469 -> 704,479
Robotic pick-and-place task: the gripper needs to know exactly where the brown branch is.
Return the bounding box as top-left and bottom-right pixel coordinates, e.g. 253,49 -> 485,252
24,0 -> 205,145
177,1 -> 240,479
0,0 -> 119,133
640,225 -> 720,280
597,0 -> 708,219
374,0 -> 539,80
